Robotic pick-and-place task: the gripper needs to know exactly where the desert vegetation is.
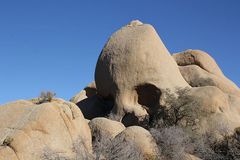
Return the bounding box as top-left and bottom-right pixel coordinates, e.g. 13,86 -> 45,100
92,131 -> 144,160
20,88 -> 240,160
40,133 -> 144,160
41,137 -> 93,160
1,20 -> 240,160
148,88 -> 240,160
38,91 -> 56,104
1,136 -> 13,147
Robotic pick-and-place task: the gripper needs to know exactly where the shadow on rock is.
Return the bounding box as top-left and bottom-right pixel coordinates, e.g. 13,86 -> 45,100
76,95 -> 114,120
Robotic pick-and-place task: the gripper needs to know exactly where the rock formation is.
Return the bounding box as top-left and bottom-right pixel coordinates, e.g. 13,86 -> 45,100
173,49 -> 224,77
0,99 -> 92,160
95,20 -> 190,124
89,117 -> 125,139
112,126 -> 159,159
173,49 -> 240,97
70,82 -> 97,104
1,20 -> 240,160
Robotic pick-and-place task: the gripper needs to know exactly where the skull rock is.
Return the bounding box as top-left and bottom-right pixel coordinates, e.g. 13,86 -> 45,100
95,20 -> 189,124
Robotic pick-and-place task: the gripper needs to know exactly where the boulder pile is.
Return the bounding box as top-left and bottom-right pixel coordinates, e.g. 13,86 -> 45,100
1,20 -> 240,160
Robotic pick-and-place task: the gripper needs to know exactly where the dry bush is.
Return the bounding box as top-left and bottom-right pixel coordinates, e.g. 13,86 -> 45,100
1,136 -> 14,146
41,86 -> 240,159
199,127 -> 240,160
93,130 -> 144,160
191,134 -> 225,160
41,148 -> 69,160
41,137 -> 93,160
150,126 -> 192,160
38,91 -> 56,104
72,138 -> 94,160
149,88 -> 240,159
149,87 -> 198,128
191,134 -> 238,160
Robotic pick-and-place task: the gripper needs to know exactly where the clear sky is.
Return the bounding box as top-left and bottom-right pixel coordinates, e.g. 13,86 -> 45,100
0,0 -> 239,105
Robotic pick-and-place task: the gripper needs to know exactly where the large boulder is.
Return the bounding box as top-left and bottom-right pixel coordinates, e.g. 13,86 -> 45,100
178,65 -> 240,96
89,117 -> 125,139
95,20 -> 189,123
0,100 -> 92,160
173,49 -> 224,77
149,85 -> 240,159
89,118 -> 126,159
173,86 -> 240,135
188,86 -> 230,114
112,126 -> 159,159
173,49 -> 240,97
229,95 -> 240,114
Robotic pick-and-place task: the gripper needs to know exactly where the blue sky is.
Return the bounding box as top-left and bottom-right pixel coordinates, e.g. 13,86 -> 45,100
0,1 -> 239,104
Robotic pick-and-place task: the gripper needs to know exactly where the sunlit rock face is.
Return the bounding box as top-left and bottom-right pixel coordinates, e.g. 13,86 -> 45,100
173,49 -> 240,97
95,20 -> 189,124
0,100 -> 92,160
1,20 -> 240,160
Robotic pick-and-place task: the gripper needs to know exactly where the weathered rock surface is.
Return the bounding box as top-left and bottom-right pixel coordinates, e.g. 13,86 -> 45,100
0,100 -> 92,160
70,82 -> 97,104
113,126 -> 159,159
172,86 -> 240,137
95,20 -> 189,123
178,65 -> 240,96
0,143 -> 19,160
229,95 -> 240,114
173,49 -> 224,77
188,86 -> 230,114
1,20 -> 240,160
89,117 -> 125,139
185,89 -> 240,144
173,49 -> 240,97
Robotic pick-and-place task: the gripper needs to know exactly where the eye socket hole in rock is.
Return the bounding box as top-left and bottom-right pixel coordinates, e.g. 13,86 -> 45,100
135,83 -> 161,115
121,84 -> 161,128
121,113 -> 139,127
121,113 -> 149,128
